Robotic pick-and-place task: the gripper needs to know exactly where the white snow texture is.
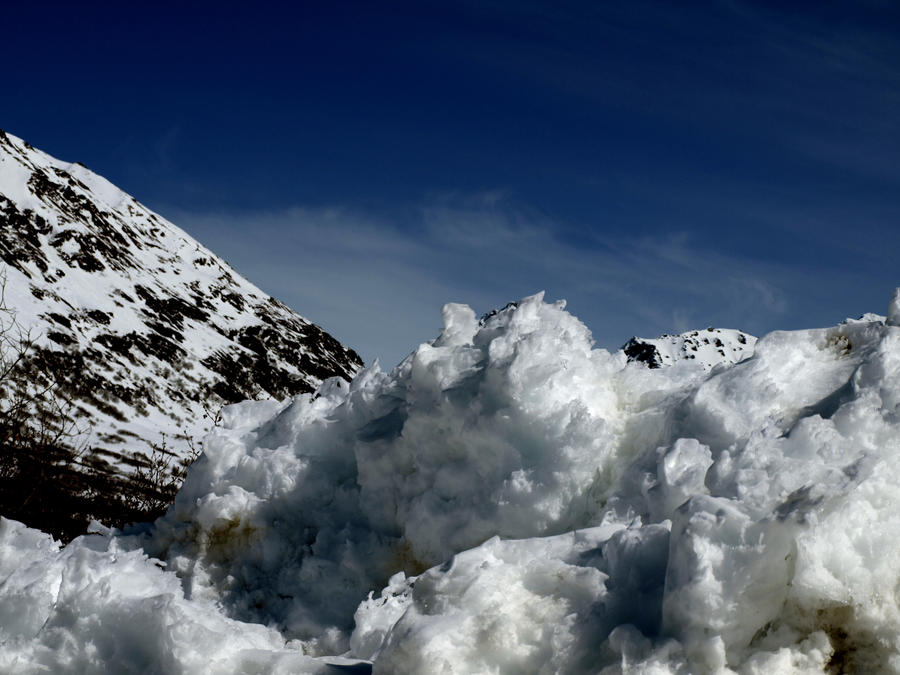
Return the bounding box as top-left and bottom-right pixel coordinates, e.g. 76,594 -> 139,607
4,290 -> 900,673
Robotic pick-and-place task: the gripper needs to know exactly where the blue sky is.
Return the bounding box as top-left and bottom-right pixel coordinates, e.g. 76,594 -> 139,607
4,1 -> 900,366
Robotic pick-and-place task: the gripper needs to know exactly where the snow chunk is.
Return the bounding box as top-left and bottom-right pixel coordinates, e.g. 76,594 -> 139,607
0,518 -> 352,674
888,287 -> 900,326
142,293 -> 647,649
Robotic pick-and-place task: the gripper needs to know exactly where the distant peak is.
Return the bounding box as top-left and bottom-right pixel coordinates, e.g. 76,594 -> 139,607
622,327 -> 757,371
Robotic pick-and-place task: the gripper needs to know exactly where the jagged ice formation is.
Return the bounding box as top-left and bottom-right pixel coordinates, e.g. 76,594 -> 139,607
3,289 -> 900,673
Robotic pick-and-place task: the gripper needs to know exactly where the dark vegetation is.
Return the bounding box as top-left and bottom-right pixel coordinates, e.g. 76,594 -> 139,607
0,279 -> 194,543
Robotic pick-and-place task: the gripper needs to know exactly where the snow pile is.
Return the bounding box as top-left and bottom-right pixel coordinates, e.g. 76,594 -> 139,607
5,290 -> 900,673
141,294 -> 662,650
0,519 -> 361,673
0,129 -> 361,472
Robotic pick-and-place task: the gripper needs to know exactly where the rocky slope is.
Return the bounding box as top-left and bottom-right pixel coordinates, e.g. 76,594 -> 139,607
0,129 -> 362,479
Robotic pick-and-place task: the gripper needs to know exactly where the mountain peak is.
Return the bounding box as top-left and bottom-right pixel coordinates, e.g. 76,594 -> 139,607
0,130 -> 362,476
622,326 -> 757,371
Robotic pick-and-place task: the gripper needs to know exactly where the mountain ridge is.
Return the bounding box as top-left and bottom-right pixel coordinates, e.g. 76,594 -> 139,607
622,326 -> 757,370
0,129 -> 362,477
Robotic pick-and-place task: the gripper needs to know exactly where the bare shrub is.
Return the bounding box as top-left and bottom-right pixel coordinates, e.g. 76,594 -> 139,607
0,270 -> 203,540
127,436 -> 201,518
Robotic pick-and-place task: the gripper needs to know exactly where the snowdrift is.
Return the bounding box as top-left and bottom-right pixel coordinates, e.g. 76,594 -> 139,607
4,291 -> 900,673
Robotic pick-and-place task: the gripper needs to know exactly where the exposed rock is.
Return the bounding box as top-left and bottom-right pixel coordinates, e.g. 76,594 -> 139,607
0,129 -> 363,478
622,327 -> 758,371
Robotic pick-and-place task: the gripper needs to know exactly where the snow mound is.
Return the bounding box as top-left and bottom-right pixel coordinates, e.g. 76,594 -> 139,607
0,518 -> 361,674
4,290 -> 900,673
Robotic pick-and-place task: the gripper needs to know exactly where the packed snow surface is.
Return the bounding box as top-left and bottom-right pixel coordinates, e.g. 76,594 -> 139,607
4,291 -> 900,673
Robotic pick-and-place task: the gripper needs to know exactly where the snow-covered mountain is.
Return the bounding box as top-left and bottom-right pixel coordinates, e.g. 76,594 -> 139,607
0,129 -> 362,473
622,327 -> 757,370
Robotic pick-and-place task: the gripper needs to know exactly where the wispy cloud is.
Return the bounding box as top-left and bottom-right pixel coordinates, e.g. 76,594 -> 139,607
162,192 -> 875,368
154,126 -> 181,170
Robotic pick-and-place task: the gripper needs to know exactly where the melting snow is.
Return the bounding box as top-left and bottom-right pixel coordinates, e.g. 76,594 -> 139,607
3,290 -> 900,673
